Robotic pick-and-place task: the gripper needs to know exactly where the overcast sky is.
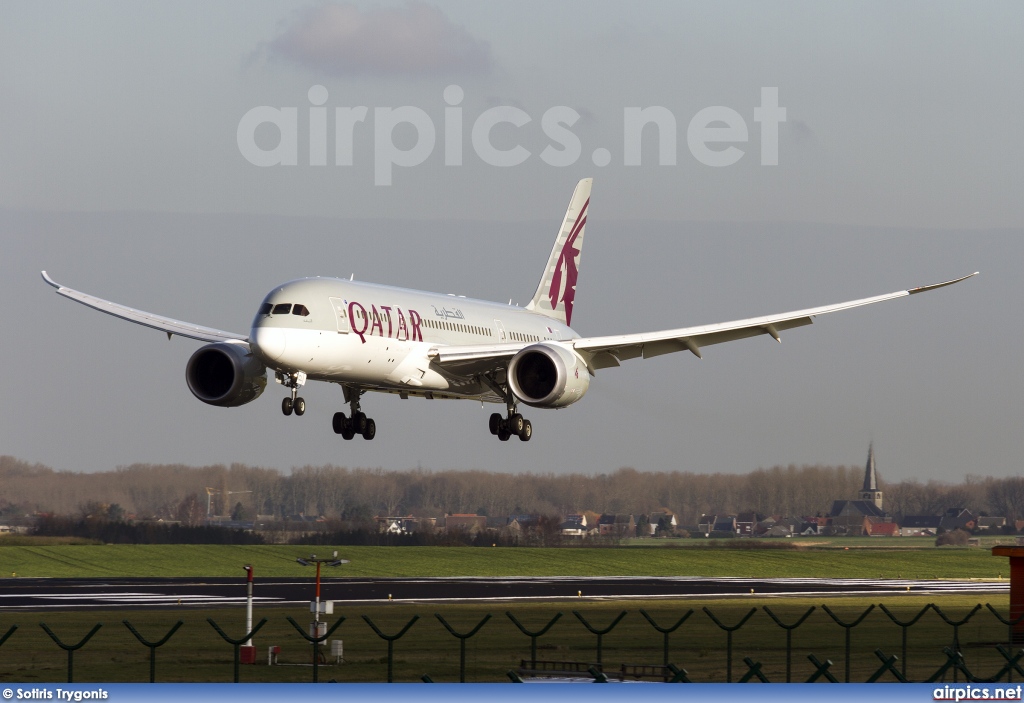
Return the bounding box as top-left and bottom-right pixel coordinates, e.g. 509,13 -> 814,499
2,1 -> 1021,482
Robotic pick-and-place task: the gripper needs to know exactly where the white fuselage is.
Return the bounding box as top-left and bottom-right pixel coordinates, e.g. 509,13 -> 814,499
249,277 -> 577,400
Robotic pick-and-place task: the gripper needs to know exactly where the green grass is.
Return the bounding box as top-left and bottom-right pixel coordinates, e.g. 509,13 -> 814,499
0,596 -> 1012,683
0,542 -> 1008,579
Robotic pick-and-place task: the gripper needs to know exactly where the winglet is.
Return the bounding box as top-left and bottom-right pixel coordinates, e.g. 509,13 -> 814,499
41,271 -> 60,289
908,271 -> 978,295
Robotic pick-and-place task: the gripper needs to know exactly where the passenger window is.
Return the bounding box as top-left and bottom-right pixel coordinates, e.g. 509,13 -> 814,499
258,303 -> 272,315
272,303 -> 291,315
292,304 -> 310,316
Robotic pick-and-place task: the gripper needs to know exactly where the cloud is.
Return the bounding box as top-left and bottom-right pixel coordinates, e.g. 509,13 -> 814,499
266,2 -> 494,78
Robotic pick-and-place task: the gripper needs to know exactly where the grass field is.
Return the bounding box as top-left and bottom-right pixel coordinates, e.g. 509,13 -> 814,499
0,596 -> 1013,683
0,539 -> 1013,682
0,541 -> 1009,579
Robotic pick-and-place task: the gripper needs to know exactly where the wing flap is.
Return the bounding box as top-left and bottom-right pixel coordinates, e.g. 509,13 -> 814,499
42,271 -> 249,344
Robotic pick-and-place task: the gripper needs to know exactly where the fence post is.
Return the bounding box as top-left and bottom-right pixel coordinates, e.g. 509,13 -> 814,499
866,648 -> 908,683
39,622 -> 102,684
206,617 -> 268,683
763,605 -> 815,682
666,663 -> 692,683
931,604 -> 982,683
987,604 -> 1024,682
639,608 -> 693,667
995,645 -> 1024,683
435,613 -> 491,683
284,616 -> 346,683
506,611 -> 562,668
0,625 -> 17,649
572,610 -> 627,668
122,620 -> 183,683
806,654 -> 839,683
703,607 -> 757,683
925,646 -> 974,683
738,657 -> 770,683
362,614 -> 419,682
878,603 -> 932,681
821,604 -> 875,682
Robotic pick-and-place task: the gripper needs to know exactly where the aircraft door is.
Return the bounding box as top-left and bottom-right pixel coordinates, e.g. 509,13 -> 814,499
329,297 -> 350,333
493,319 -> 506,341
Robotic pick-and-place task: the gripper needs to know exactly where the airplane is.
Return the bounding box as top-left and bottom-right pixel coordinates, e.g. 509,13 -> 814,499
42,178 -> 977,443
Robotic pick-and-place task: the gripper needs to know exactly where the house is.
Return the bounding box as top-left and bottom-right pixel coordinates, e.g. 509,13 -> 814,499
559,514 -> 588,538
940,508 -> 976,532
506,515 -> 541,534
445,514 -> 487,533
977,516 -> 1007,532
712,516 -> 738,535
598,514 -> 635,537
901,516 -> 942,537
375,515 -> 436,534
736,512 -> 758,537
698,514 -> 717,535
642,511 -> 677,537
766,524 -> 793,538
866,518 -> 900,537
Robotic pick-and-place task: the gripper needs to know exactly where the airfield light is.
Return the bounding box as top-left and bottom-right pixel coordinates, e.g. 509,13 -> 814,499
297,553 -> 350,661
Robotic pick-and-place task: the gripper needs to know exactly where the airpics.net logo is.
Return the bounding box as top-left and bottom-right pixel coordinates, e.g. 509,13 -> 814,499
237,85 -> 787,186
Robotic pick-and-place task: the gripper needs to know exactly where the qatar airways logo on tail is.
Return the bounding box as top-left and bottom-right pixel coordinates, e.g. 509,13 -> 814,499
547,197 -> 588,326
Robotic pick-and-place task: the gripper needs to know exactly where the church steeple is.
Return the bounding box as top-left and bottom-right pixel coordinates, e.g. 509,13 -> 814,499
859,443 -> 883,509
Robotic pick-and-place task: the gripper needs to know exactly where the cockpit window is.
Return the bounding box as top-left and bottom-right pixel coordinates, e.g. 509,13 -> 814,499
292,304 -> 310,317
258,303 -> 272,315
272,303 -> 292,315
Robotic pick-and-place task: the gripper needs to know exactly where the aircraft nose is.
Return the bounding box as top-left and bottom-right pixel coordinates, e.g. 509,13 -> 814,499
252,327 -> 287,362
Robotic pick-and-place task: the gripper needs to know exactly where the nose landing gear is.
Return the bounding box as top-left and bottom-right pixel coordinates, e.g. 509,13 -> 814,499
332,386 -> 376,440
278,372 -> 307,417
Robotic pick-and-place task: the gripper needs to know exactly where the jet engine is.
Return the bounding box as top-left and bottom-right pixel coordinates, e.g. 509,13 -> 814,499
185,343 -> 267,407
507,342 -> 590,408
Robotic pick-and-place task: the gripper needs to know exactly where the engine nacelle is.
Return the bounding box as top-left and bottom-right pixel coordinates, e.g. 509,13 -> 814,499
507,342 -> 590,408
185,343 -> 267,407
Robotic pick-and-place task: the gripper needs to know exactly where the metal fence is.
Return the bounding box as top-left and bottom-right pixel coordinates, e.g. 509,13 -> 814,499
1,602 -> 1021,683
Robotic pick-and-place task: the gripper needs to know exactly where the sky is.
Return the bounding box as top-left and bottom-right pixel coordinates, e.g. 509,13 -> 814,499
1,1 -> 1022,482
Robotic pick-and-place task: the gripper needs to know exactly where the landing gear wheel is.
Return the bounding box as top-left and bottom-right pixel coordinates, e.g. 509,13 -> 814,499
362,418 -> 376,440
332,412 -> 346,434
497,426 -> 511,441
294,397 -> 306,416
282,397 -> 293,416
510,413 -> 525,434
341,419 -> 355,441
518,419 -> 532,441
488,413 -> 502,435
353,412 -> 368,434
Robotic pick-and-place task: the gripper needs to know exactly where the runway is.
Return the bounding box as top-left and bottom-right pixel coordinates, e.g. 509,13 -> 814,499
0,576 -> 1007,610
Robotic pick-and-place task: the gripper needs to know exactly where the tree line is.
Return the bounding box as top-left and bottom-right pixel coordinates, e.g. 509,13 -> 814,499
2,455 -> 1022,528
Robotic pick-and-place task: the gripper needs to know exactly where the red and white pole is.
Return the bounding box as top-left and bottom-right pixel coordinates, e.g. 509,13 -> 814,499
244,565 -> 254,646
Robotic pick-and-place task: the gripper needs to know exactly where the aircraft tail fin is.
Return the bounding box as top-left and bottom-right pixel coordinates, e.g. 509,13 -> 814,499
525,178 -> 592,327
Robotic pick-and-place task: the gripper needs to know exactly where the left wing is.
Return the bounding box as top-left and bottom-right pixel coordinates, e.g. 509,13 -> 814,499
432,272 -> 978,374
42,271 -> 249,344
573,272 -> 978,370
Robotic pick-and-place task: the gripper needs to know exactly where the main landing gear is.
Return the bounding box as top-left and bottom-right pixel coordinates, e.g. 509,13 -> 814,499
332,386 -> 376,441
489,406 -> 532,442
279,371 -> 307,417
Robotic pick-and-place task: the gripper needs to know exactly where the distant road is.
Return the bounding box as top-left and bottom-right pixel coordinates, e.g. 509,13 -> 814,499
0,576 -> 1007,610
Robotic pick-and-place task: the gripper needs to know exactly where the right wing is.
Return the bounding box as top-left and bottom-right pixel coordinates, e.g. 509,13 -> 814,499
42,271 -> 248,344
572,272 -> 978,370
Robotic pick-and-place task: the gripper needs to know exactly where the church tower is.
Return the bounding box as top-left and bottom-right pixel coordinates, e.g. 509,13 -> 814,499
859,443 -> 883,510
